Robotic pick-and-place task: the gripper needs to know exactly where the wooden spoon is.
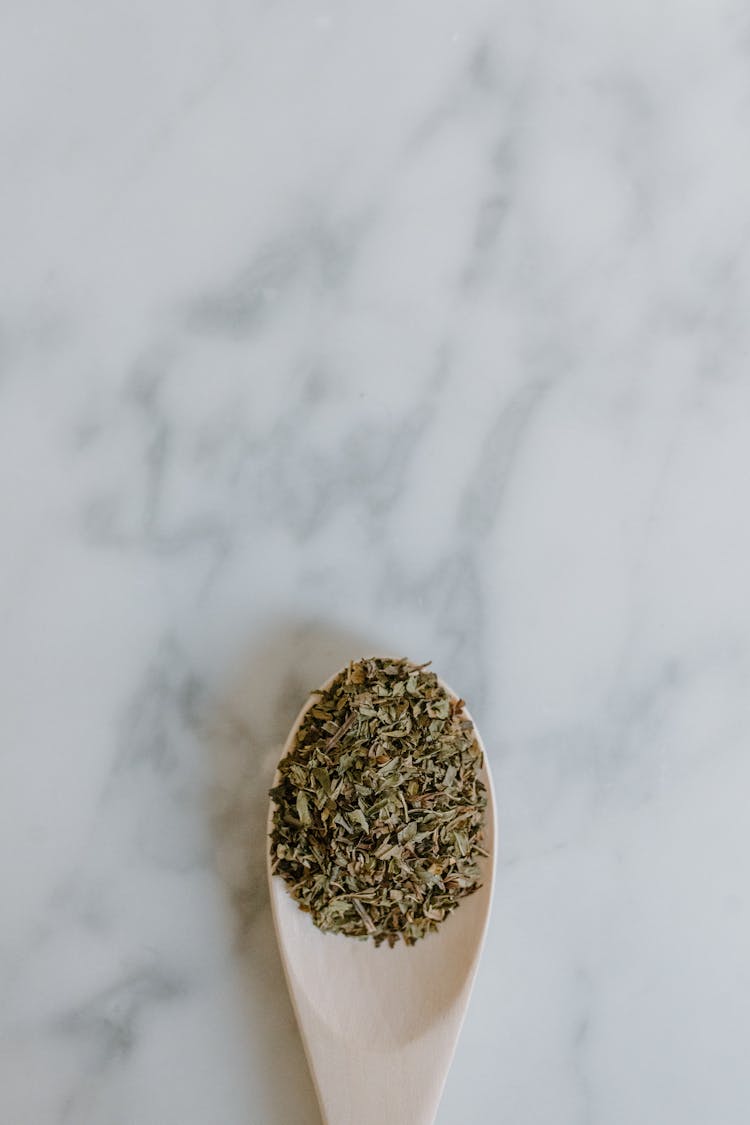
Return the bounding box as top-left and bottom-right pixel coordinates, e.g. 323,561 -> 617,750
267,667 -> 496,1125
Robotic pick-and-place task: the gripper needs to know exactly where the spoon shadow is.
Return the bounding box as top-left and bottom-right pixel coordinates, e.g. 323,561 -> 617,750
204,618 -> 381,1125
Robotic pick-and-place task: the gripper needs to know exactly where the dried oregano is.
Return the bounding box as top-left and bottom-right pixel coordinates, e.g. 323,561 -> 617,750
269,656 -> 487,947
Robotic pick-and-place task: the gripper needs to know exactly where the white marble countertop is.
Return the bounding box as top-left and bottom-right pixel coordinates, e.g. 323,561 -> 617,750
3,3 -> 750,1123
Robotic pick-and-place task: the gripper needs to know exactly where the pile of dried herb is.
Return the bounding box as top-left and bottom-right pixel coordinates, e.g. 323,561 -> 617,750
269,656 -> 487,947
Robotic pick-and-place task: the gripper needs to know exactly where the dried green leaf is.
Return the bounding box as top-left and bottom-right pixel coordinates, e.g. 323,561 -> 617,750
269,656 -> 487,947
296,790 -> 311,826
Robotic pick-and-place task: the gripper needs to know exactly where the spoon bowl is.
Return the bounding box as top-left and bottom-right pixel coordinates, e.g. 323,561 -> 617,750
267,666 -> 496,1125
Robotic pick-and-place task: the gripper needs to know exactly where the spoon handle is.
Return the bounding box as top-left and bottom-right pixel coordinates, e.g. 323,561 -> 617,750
298,991 -> 455,1125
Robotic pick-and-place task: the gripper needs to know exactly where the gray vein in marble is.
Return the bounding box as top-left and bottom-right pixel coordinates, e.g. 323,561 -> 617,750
185,216 -> 365,339
80,340 -> 449,558
56,966 -> 185,1064
458,379 -> 552,539
81,360 -> 232,566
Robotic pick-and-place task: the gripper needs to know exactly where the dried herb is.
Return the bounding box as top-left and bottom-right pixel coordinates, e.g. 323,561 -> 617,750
269,656 -> 487,947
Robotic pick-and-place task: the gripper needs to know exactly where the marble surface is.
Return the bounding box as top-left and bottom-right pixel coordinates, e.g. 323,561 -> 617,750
2,2 -> 750,1122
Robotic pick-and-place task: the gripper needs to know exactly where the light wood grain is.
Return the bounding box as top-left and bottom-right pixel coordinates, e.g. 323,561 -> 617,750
267,670 -> 496,1125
